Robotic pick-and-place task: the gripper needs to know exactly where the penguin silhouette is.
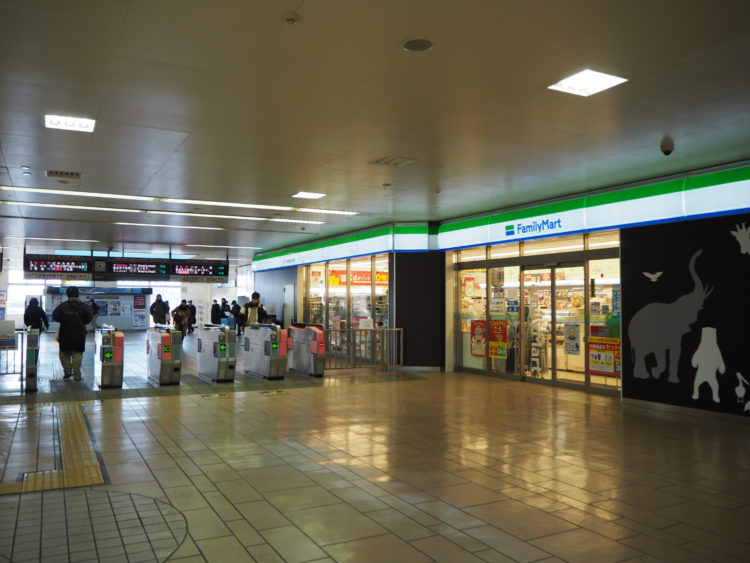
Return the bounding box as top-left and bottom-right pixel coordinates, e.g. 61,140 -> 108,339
736,373 -> 749,403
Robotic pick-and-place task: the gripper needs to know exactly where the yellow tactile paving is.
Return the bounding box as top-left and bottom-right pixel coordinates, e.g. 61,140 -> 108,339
0,402 -> 104,495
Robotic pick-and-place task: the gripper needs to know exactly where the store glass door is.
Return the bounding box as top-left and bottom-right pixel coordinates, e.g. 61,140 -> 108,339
521,268 -> 553,379
489,266 -> 521,376
554,265 -> 586,386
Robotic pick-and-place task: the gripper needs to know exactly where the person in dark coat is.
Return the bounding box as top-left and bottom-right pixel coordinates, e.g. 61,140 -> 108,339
150,294 -> 170,325
171,300 -> 190,341
24,298 -> 49,332
88,298 -> 100,330
210,300 -> 222,324
52,287 -> 93,380
187,300 -> 197,334
221,298 -> 231,315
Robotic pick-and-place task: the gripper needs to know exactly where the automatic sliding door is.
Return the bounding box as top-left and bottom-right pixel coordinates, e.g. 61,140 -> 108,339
554,265 -> 586,386
522,268 -> 553,379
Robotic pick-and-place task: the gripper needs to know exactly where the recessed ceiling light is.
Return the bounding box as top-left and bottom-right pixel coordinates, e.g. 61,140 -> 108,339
269,218 -> 325,225
292,191 -> 327,199
187,244 -> 262,250
44,114 -> 96,133
296,208 -> 358,216
4,236 -> 100,243
146,210 -> 267,222
22,172 -> 31,176
160,198 -> 293,211
0,186 -> 156,202
547,69 -> 628,97
115,222 -> 224,231
2,200 -> 144,213
21,166 -> 31,171
402,38 -> 433,52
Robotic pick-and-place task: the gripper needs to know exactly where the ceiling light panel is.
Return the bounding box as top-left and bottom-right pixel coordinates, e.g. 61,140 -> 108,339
4,236 -> 99,243
187,244 -> 262,249
2,201 -> 144,213
146,210 -> 267,221
1,186 -> 156,202
269,218 -> 325,225
296,208 -> 358,216
160,198 -> 293,211
115,222 -> 223,231
44,114 -> 96,133
547,69 -> 628,97
292,191 -> 327,199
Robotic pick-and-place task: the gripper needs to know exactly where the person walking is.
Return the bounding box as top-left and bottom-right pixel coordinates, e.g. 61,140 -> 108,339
210,300 -> 222,324
221,298 -> 231,316
150,294 -> 170,325
171,300 -> 190,341
88,298 -> 100,330
187,300 -> 197,334
242,292 -> 267,326
52,287 -> 92,380
24,298 -> 49,332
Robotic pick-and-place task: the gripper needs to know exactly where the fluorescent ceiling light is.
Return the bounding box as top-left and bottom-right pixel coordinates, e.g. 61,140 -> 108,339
292,191 -> 326,199
1,186 -> 156,202
547,69 -> 627,97
269,218 -> 325,225
115,222 -> 223,231
2,200 -> 143,213
296,208 -> 358,216
4,236 -> 100,243
187,244 -> 262,250
44,114 -> 96,133
160,198 -> 293,211
146,210 -> 266,222
524,244 -> 583,254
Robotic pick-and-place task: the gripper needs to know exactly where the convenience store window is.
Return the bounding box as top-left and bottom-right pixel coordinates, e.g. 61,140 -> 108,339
306,263 -> 325,324
458,268 -> 486,369
522,234 -> 584,255
373,254 -> 389,328
349,257 -> 373,329
588,258 -> 622,390
327,261 -> 348,329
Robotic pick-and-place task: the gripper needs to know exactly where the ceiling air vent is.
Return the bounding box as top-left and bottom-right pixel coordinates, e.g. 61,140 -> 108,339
45,169 -> 81,180
369,155 -> 417,168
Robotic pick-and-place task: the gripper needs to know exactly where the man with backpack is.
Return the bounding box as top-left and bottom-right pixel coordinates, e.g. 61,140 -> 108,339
52,287 -> 93,381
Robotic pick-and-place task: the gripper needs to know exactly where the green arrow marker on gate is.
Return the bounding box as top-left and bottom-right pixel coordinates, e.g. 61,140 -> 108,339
163,345 -> 170,353
219,344 -> 226,351
272,343 -> 278,349
105,352 -> 113,360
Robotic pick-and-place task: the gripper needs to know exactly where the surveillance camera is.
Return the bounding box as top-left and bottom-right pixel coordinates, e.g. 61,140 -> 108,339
660,136 -> 674,156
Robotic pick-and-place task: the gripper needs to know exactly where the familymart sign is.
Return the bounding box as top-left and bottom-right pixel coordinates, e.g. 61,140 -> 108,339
505,217 -> 564,237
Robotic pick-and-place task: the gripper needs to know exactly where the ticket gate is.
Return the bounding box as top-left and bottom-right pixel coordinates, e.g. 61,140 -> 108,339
287,324 -> 325,377
25,329 -> 40,393
197,325 -> 236,382
242,324 -> 287,380
95,326 -> 125,388
147,327 -> 182,386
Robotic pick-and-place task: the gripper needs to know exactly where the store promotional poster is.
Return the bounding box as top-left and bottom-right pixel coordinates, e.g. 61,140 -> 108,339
621,212 -> 750,416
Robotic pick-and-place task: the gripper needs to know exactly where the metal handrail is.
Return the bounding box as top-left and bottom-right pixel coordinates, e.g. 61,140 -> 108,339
324,328 -> 403,370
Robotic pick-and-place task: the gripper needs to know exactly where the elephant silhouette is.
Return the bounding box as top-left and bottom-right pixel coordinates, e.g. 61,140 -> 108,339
629,250 -> 713,383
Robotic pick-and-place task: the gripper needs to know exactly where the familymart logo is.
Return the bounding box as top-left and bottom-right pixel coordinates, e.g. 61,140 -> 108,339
505,217 -> 563,237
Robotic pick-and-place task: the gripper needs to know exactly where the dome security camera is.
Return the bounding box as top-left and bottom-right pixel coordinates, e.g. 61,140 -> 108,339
660,136 -> 674,156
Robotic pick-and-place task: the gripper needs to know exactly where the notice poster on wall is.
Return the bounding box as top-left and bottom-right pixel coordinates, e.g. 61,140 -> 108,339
611,285 -> 621,318
489,320 -> 508,358
132,312 -> 147,329
109,301 -> 122,316
470,320 -> 486,356
133,295 -> 146,309
564,324 -> 581,355
589,337 -> 621,375
464,277 -> 476,297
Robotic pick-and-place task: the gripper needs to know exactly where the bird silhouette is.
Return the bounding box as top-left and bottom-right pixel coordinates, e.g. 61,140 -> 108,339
642,271 -> 663,282
736,372 -> 749,403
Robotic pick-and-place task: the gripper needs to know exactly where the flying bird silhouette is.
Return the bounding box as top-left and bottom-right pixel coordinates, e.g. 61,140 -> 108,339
642,271 -> 663,282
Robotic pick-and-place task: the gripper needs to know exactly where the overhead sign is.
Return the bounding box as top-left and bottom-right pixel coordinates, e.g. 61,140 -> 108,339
172,261 -> 228,277
24,255 -> 92,279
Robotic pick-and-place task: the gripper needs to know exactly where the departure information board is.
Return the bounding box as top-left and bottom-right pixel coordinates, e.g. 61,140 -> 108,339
108,261 -> 169,276
171,261 -> 228,278
25,256 -> 91,273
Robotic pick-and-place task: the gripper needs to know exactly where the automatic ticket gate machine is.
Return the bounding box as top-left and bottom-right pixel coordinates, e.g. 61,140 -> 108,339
197,325 -> 236,382
287,323 -> 325,377
242,323 -> 287,380
147,326 -> 182,386
25,329 -> 40,393
95,325 -> 125,388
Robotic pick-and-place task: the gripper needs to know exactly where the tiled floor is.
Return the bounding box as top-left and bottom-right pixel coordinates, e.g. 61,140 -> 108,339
1,334 -> 750,561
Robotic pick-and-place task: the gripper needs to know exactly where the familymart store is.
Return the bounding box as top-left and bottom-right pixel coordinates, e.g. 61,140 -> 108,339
442,165 -> 750,397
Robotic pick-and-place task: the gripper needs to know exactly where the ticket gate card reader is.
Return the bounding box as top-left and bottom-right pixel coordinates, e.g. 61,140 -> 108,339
147,328 -> 182,386
197,326 -> 236,382
25,329 -> 40,393
243,324 -> 286,380
287,325 -> 325,377
95,326 -> 124,388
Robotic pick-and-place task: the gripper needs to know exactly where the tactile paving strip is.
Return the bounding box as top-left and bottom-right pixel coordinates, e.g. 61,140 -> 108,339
0,403 -> 104,494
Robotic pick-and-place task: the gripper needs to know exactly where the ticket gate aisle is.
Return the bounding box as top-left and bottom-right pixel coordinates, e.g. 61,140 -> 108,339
95,326 -> 124,388
197,325 -> 236,382
287,324 -> 325,377
147,326 -> 182,386
242,324 -> 287,380
25,329 -> 40,393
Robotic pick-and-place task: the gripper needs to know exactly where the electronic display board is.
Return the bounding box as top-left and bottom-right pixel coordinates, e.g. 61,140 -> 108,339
107,261 -> 169,276
24,255 -> 91,273
171,261 -> 228,278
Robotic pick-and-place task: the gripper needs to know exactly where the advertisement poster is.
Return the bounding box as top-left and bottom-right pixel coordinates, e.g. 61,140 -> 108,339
589,337 -> 621,375
470,320 -> 486,356
564,324 -> 581,354
507,299 -> 519,314
133,295 -> 146,309
590,301 -> 602,316
611,285 -> 621,318
0,307 -> 5,321
464,277 -> 476,297
109,301 -> 121,316
132,312 -> 148,329
489,320 -> 508,358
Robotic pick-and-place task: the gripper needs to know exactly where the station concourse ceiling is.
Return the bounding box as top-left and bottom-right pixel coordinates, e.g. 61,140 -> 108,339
1,0 -> 750,263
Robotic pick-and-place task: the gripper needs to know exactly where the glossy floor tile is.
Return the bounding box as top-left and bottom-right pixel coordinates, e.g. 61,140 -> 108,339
1,338 -> 749,561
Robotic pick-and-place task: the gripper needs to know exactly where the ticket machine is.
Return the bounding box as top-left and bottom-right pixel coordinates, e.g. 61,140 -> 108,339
197,325 -> 236,382
95,325 -> 124,388
287,324 -> 325,377
242,323 -> 286,380
147,326 -> 182,386
25,329 -> 40,393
